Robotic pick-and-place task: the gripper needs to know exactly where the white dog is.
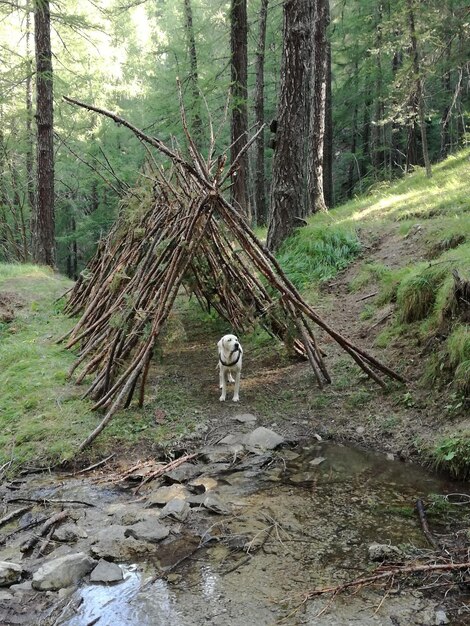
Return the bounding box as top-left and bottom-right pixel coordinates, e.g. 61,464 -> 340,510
217,334 -> 243,402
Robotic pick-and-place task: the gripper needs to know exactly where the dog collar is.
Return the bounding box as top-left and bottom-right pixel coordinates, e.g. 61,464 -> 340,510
219,349 -> 241,368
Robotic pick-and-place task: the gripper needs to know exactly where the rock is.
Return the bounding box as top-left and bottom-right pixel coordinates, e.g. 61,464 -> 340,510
0,589 -> 13,601
189,494 -> 231,515
89,559 -> 123,583
164,463 -> 203,484
52,523 -> 88,542
199,445 -> 238,463
91,525 -> 156,561
32,553 -> 96,591
368,542 -> 402,562
243,427 -> 285,452
189,476 -> 218,492
434,609 -> 449,625
386,453 -> 395,461
279,450 -> 300,461
166,573 -> 182,584
159,499 -> 191,522
124,520 -> 170,543
147,484 -> 190,506
218,434 -> 245,447
0,561 -> 23,586
309,457 -> 326,466
9,580 -> 33,593
232,413 -> 257,424
356,426 -> 365,435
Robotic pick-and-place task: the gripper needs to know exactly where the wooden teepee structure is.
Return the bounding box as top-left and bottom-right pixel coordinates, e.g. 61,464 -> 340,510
61,96 -> 405,452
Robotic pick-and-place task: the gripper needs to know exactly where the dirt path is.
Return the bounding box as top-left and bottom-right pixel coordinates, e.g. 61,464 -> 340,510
151,225 -> 448,468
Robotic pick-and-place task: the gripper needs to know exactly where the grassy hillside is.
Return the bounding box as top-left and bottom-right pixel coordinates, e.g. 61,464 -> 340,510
0,149 -> 469,476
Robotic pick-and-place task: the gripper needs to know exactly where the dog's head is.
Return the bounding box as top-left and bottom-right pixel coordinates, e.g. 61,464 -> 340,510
218,334 -> 241,356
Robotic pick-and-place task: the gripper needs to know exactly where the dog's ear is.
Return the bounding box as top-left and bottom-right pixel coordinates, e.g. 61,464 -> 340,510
217,338 -> 223,354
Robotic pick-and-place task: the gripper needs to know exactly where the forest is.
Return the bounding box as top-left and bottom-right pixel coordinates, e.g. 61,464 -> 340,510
1,0 -> 468,272
1,2 -> 470,624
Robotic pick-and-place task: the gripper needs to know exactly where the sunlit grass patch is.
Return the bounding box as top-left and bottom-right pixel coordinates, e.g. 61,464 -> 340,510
276,224 -> 361,288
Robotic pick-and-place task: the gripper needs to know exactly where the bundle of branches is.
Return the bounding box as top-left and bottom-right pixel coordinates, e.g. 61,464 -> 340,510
61,96 -> 405,452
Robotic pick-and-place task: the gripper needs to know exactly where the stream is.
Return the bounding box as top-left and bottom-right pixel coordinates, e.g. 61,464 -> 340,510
1,438 -> 470,625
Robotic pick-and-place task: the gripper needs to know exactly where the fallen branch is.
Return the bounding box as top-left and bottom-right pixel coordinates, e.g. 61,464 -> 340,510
416,499 -> 439,549
20,510 -> 69,553
72,453 -> 115,475
303,561 -> 470,601
0,505 -> 31,528
7,497 -> 95,507
134,453 -> 198,494
356,291 -> 378,302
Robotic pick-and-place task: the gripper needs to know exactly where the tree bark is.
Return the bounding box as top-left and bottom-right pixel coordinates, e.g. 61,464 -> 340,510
230,0 -> 250,218
183,0 -> 202,146
267,0 -> 311,252
253,0 -> 269,226
407,0 -> 432,178
33,0 -> 55,267
307,0 -> 329,214
323,32 -> 333,207
25,1 -> 35,248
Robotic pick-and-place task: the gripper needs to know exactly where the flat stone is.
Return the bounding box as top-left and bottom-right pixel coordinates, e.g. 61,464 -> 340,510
124,520 -> 170,543
52,523 -> 88,542
218,434 -> 245,446
243,427 -> 285,452
147,484 -> 190,506
164,463 -> 203,484
199,446 -> 237,463
90,525 -> 155,561
0,589 -> 13,600
279,450 -> 301,461
189,476 -> 218,492
159,499 -> 191,522
309,457 -> 326,466
232,413 -> 257,424
32,552 -> 96,591
0,561 -> 22,586
89,559 -> 123,583
435,609 -> 449,625
189,494 -> 231,515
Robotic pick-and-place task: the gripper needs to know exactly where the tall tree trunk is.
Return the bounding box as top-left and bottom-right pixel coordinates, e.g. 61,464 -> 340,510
33,0 -> 55,267
323,32 -> 333,207
372,3 -> 384,172
253,0 -> 269,226
230,0 -> 250,218
407,0 -> 432,178
25,1 -> 35,246
183,0 -> 202,146
307,0 -> 328,213
267,0 -> 311,252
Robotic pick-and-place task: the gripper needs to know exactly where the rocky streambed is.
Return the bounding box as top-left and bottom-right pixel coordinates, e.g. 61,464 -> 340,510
1,417 -> 470,625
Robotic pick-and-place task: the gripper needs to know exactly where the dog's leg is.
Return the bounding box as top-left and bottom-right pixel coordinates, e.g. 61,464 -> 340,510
232,371 -> 241,402
219,368 -> 227,402
228,373 -> 235,383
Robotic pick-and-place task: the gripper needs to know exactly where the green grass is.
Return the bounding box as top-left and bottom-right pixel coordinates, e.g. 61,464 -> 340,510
276,224 -> 361,288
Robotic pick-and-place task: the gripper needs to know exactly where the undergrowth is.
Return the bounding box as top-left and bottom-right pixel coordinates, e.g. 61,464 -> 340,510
276,225 -> 361,288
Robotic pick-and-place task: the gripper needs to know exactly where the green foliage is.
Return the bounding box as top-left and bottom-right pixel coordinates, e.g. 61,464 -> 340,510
276,226 -> 361,288
432,435 -> 470,480
396,264 -> 449,323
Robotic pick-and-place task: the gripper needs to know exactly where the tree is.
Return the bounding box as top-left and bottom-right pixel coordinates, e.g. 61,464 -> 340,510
407,0 -> 432,178
183,0 -> 202,145
267,0 -> 311,252
253,0 -> 269,226
230,0 -> 250,217
33,0 -> 55,267
307,0 -> 329,213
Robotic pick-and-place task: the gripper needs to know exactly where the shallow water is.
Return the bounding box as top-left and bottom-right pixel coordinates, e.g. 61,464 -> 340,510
58,441 -> 470,626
